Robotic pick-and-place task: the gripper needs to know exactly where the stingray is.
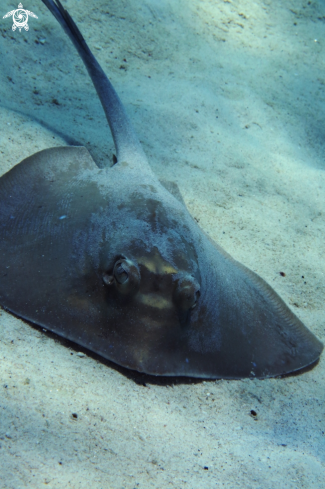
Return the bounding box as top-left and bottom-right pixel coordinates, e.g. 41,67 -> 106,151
0,0 -> 322,379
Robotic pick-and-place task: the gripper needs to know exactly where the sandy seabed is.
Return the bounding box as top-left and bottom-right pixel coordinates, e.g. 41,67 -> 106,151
0,0 -> 324,487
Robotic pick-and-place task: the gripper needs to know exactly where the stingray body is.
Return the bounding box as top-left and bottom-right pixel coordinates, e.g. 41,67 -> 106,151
0,0 -> 322,378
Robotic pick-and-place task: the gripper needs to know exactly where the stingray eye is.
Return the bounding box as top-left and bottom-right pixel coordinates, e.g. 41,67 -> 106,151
173,277 -> 200,311
103,257 -> 140,295
114,260 -> 129,284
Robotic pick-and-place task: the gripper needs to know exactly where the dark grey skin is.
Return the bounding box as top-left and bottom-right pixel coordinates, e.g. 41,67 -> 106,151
0,0 -> 322,378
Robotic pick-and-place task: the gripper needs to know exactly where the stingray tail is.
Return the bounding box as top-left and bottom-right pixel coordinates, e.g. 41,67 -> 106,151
41,0 -> 147,165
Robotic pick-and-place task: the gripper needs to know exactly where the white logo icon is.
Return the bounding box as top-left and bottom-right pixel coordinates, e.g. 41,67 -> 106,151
3,3 -> 38,32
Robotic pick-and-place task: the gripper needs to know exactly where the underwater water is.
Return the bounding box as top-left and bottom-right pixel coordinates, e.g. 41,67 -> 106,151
0,0 -> 324,487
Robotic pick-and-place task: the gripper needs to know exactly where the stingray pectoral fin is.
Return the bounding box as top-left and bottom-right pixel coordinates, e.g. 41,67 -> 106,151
183,247 -> 323,379
238,265 -> 324,377
0,145 -> 98,192
0,146 -> 108,340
